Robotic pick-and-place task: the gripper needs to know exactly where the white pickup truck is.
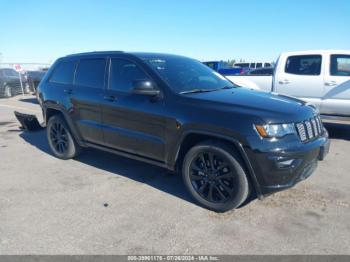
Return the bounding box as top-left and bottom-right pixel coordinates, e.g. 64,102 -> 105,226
227,50 -> 350,119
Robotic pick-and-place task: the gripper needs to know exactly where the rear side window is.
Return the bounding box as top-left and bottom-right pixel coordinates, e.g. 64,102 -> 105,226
285,55 -> 322,75
75,59 -> 106,88
49,61 -> 76,84
330,55 -> 350,76
109,59 -> 149,92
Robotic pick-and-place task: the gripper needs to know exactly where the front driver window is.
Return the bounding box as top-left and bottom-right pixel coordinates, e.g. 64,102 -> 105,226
109,59 -> 149,92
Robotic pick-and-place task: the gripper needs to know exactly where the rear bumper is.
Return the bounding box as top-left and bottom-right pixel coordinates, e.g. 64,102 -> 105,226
245,130 -> 330,197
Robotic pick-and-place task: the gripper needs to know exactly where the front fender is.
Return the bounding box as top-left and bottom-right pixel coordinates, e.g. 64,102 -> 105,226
168,128 -> 262,197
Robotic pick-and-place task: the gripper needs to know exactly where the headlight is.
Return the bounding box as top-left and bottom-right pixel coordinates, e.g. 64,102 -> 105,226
255,123 -> 296,138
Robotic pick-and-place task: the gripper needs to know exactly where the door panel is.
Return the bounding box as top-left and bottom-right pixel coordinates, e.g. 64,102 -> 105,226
322,54 -> 350,116
70,85 -> 104,144
101,58 -> 166,161
101,92 -> 166,161
70,58 -> 107,144
274,55 -> 325,110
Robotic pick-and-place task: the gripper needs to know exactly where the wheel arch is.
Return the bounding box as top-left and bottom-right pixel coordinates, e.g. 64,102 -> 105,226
172,130 -> 262,198
44,106 -> 86,147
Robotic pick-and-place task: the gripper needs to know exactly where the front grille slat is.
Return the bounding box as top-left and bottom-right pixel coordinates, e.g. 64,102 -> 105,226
305,121 -> 314,139
295,116 -> 323,143
311,119 -> 318,136
296,123 -> 307,142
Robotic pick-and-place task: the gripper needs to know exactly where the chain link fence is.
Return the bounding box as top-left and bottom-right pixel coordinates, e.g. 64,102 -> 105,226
0,63 -> 51,98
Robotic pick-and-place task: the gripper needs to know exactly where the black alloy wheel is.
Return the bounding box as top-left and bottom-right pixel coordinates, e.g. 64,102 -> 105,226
182,140 -> 250,212
47,115 -> 81,159
189,151 -> 236,203
50,121 -> 69,154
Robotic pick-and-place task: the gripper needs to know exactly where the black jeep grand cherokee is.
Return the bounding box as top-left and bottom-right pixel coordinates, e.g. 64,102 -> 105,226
37,51 -> 330,212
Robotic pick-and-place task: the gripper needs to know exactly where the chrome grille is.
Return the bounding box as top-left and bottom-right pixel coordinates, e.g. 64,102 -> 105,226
315,117 -> 322,134
305,121 -> 314,139
296,123 -> 307,142
311,119 -> 318,136
295,116 -> 323,142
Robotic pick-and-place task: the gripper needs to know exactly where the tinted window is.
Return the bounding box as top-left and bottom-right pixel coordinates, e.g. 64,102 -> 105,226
264,63 -> 271,67
143,55 -> 235,93
234,63 -> 250,68
285,55 -> 322,75
250,63 -> 256,68
203,62 -> 216,70
28,71 -> 45,78
75,59 -> 106,88
109,59 -> 149,92
2,69 -> 18,77
330,55 -> 350,76
50,61 -> 76,84
256,63 -> 262,68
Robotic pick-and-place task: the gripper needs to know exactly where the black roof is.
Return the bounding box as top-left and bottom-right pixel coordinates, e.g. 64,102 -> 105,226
65,51 -> 188,60
66,51 -> 124,57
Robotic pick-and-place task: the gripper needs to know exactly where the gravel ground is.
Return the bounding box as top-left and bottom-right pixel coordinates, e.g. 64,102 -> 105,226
0,95 -> 349,254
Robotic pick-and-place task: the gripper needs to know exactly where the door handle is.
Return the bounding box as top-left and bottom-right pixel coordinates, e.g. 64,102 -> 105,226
103,95 -> 116,102
63,89 -> 72,94
278,79 -> 290,85
324,81 -> 337,86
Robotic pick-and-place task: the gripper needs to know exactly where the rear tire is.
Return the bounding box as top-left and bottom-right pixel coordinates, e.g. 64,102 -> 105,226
47,115 -> 81,159
182,140 -> 250,212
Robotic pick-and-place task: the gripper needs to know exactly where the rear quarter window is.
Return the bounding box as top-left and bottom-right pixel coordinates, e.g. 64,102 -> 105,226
49,61 -> 76,84
330,55 -> 350,76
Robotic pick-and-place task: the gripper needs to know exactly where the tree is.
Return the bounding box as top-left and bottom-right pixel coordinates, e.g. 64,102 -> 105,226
227,59 -> 236,67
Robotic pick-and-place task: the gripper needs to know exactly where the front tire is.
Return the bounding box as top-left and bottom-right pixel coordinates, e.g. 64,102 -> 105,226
47,115 -> 81,159
182,140 -> 250,212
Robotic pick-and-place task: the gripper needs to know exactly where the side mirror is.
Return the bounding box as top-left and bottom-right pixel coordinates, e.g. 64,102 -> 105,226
132,80 -> 160,96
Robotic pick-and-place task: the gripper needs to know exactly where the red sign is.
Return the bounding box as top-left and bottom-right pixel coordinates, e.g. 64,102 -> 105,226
14,64 -> 22,72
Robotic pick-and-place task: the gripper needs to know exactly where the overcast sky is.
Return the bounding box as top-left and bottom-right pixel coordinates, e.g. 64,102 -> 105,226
1,0 -> 349,64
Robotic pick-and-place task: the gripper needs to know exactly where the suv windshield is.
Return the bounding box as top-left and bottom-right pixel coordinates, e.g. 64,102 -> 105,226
142,55 -> 235,94
1,69 -> 18,77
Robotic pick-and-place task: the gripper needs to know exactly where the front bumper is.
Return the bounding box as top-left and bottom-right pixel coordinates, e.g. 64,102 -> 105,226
245,129 -> 330,197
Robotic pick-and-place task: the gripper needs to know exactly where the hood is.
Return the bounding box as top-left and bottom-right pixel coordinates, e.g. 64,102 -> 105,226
184,88 -> 316,123
1,76 -> 20,81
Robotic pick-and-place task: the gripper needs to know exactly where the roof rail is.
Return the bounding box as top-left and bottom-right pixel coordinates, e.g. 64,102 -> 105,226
66,51 -> 124,57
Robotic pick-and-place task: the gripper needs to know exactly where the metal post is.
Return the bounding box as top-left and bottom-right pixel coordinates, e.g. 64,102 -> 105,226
18,71 -> 24,97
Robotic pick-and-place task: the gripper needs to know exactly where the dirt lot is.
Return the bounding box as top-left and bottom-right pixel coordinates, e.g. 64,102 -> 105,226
0,95 -> 350,254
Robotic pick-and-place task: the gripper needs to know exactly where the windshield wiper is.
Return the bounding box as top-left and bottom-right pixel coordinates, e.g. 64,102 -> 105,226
179,86 -> 235,95
220,85 -> 234,90
179,88 -> 219,94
